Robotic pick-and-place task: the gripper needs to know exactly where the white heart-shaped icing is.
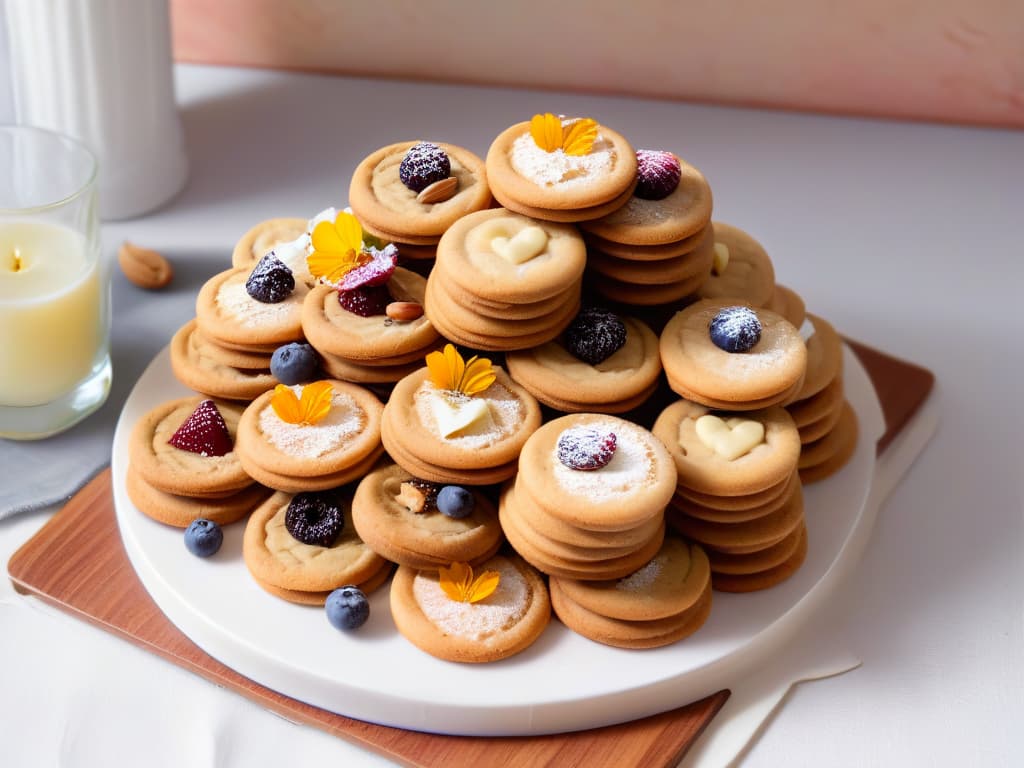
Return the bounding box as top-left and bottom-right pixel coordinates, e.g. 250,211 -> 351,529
491,225 -> 548,265
693,414 -> 765,461
431,395 -> 494,439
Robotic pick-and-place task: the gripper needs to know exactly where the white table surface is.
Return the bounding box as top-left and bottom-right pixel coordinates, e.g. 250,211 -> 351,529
1,59 -> 1022,767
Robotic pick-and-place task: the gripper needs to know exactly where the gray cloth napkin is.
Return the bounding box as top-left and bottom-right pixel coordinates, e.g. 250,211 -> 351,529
0,254 -> 218,519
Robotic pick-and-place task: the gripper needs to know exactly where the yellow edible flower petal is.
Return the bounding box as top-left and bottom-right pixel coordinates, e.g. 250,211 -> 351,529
562,118 -> 598,156
465,570 -> 500,603
438,562 -> 500,603
308,211 -> 366,283
270,381 -> 334,426
425,344 -> 495,397
529,113 -> 598,156
460,356 -> 497,396
530,112 -> 564,153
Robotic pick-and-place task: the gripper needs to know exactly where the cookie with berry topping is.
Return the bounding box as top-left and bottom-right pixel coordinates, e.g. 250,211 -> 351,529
505,310 -> 662,413
485,114 -> 637,221
235,379 -> 385,492
348,141 -> 492,243
129,397 -> 254,498
231,217 -> 308,270
126,468 -> 271,528
695,222 -> 776,308
170,319 -> 277,402
351,462 -> 503,570
390,554 -> 551,663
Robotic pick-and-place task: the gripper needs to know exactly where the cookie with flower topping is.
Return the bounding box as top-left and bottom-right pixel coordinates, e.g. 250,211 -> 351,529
486,114 -> 637,221
235,379 -> 385,492
243,488 -> 392,605
390,555 -> 551,663
381,345 -> 542,485
351,462 -> 503,570
348,141 -> 492,245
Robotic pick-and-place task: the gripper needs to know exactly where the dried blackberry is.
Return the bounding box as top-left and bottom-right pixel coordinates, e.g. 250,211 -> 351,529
399,142 -> 451,192
564,307 -> 627,365
285,492 -> 345,547
245,252 -> 295,303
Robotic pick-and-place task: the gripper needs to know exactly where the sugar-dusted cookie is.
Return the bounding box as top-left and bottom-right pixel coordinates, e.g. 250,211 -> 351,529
696,222 -> 776,307
170,319 -> 277,401
351,462 -> 503,570
130,396 -> 253,498
126,467 -> 270,528
231,217 -> 308,269
390,554 -> 551,663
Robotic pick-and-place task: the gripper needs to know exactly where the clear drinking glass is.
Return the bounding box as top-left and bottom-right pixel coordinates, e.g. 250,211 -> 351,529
0,125 -> 111,439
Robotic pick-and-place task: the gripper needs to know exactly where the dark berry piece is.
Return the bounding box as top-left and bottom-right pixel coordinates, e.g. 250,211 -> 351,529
285,492 -> 344,547
635,150 -> 682,200
557,427 -> 617,471
709,306 -> 762,353
564,307 -> 627,365
398,142 -> 451,192
326,585 -> 369,631
245,252 -> 295,303
437,485 -> 474,519
271,342 -> 319,385
338,283 -> 393,317
168,399 -> 233,457
185,518 -> 223,557
408,478 -> 441,512
339,244 -> 398,291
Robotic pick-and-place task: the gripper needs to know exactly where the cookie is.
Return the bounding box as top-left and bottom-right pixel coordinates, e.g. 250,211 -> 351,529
799,401 -> 859,484
582,225 -> 709,262
695,222 -> 776,307
787,375 -> 844,428
251,560 -> 393,606
660,299 -> 807,408
348,141 -> 492,239
196,267 -> 309,349
589,269 -> 709,307
494,180 -> 637,224
766,284 -> 807,328
652,400 -> 801,496
586,233 -> 714,285
711,525 -> 808,593
798,400 -> 846,444
318,348 -> 424,385
231,217 -> 308,269
129,396 -> 253,498
170,319 -> 277,401
351,463 -> 503,569
671,471 -> 801,524
390,553 -> 551,663
672,470 -> 794,510
243,489 -> 389,596
705,522 -> 805,575
126,467 -> 269,528
794,313 -> 843,401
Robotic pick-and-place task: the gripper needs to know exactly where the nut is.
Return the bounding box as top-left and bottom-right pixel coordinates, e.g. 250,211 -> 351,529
386,301 -> 424,323
396,481 -> 427,513
118,242 -> 173,289
416,176 -> 459,205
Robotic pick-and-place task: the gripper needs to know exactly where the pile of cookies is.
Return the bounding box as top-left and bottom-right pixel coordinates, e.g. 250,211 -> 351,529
127,112 -> 862,665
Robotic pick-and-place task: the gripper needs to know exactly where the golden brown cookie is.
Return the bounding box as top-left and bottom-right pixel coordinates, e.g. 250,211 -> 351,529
126,466 -> 269,528
711,525 -> 808,592
231,217 -> 308,269
696,222 -> 776,307
195,267 -> 309,349
705,522 -> 805,575
170,319 -> 277,401
795,313 -> 843,401
799,401 -> 859,484
251,560 -> 393,606
787,375 -> 845,428
766,284 -> 807,328
670,471 -> 801,524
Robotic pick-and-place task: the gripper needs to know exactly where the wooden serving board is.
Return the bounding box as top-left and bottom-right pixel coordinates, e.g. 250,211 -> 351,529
7,341 -> 932,768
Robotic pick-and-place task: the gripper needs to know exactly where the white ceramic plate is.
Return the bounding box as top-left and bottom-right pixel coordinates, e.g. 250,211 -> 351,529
112,344 -> 885,736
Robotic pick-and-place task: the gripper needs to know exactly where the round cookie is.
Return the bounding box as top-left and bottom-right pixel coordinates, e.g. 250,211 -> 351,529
494,180 -> 637,224
130,396 -> 253,497
351,463 -> 503,569
390,553 -> 551,663
673,470 -> 794,509
586,240 -> 713,285
380,427 -> 519,485
348,141 -> 492,239
486,118 -> 637,211
243,490 -> 388,594
195,267 -> 309,349
579,155 -> 713,245
301,268 -> 438,361
552,537 -> 711,621
170,320 -> 277,401
652,400 -> 801,496
252,560 -> 393,606
696,222 -> 776,307
659,299 -> 807,407
787,375 -> 844,428
590,268 -> 709,307
185,325 -> 273,369
795,313 -> 843,401
430,269 -> 579,321
126,467 -> 270,528
231,217 -> 308,269
711,525 -> 808,593
671,471 -> 801,524
766,284 -> 807,328
319,349 -> 423,385
799,402 -> 859,484
239,444 -> 385,494
798,400 -> 846,444
582,225 -> 709,262
705,522 -> 805,575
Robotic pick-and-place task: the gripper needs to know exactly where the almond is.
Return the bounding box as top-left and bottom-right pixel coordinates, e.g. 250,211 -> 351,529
118,242 -> 173,289
416,176 -> 459,205
386,301 -> 424,323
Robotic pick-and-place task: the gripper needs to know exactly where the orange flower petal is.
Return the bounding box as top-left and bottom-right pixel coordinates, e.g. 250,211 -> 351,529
466,570 -> 500,603
562,118 -> 598,156
530,112 -> 563,153
270,381 -> 333,426
270,384 -> 302,423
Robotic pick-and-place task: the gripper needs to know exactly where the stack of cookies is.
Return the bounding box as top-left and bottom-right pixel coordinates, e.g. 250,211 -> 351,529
580,152 -> 716,306
425,208 -> 586,350
653,400 -> 807,592
170,319 -> 277,401
485,114 -> 637,222
499,414 -> 676,580
766,283 -> 807,328
549,537 -> 713,649
127,397 -> 270,528
348,141 -> 492,261
695,222 -> 777,308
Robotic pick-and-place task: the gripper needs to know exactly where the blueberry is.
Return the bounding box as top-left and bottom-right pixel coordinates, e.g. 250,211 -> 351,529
709,306 -> 762,353
245,252 -> 295,303
271,342 -> 319,385
184,518 -> 223,557
399,142 -> 451,192
285,492 -> 344,547
436,485 -> 474,519
326,585 -> 369,631
564,307 -> 627,365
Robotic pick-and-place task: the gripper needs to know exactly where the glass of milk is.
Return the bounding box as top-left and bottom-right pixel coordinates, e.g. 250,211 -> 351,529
0,125 -> 111,439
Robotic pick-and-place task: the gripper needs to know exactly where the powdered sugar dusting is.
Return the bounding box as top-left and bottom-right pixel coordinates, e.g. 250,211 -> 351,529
799,317 -> 817,342
412,557 -> 529,640
274,233 -> 313,285
414,382 -> 523,449
617,556 -> 663,592
510,126 -> 614,189
259,386 -> 364,458
216,279 -> 301,327
551,419 -> 655,500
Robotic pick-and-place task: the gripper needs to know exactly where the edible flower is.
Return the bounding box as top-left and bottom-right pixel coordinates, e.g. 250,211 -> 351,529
529,113 -> 598,156
425,344 -> 495,397
308,211 -> 369,284
270,381 -> 333,426
438,562 -> 500,604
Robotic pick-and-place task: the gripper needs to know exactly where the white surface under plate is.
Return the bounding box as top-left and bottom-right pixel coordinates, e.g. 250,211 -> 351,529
112,344 -> 885,736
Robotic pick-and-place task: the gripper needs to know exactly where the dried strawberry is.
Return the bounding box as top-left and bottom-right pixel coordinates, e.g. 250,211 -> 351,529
635,150 -> 681,200
557,427 -> 617,471
338,283 -> 393,317
168,400 -> 233,457
339,244 -> 398,290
